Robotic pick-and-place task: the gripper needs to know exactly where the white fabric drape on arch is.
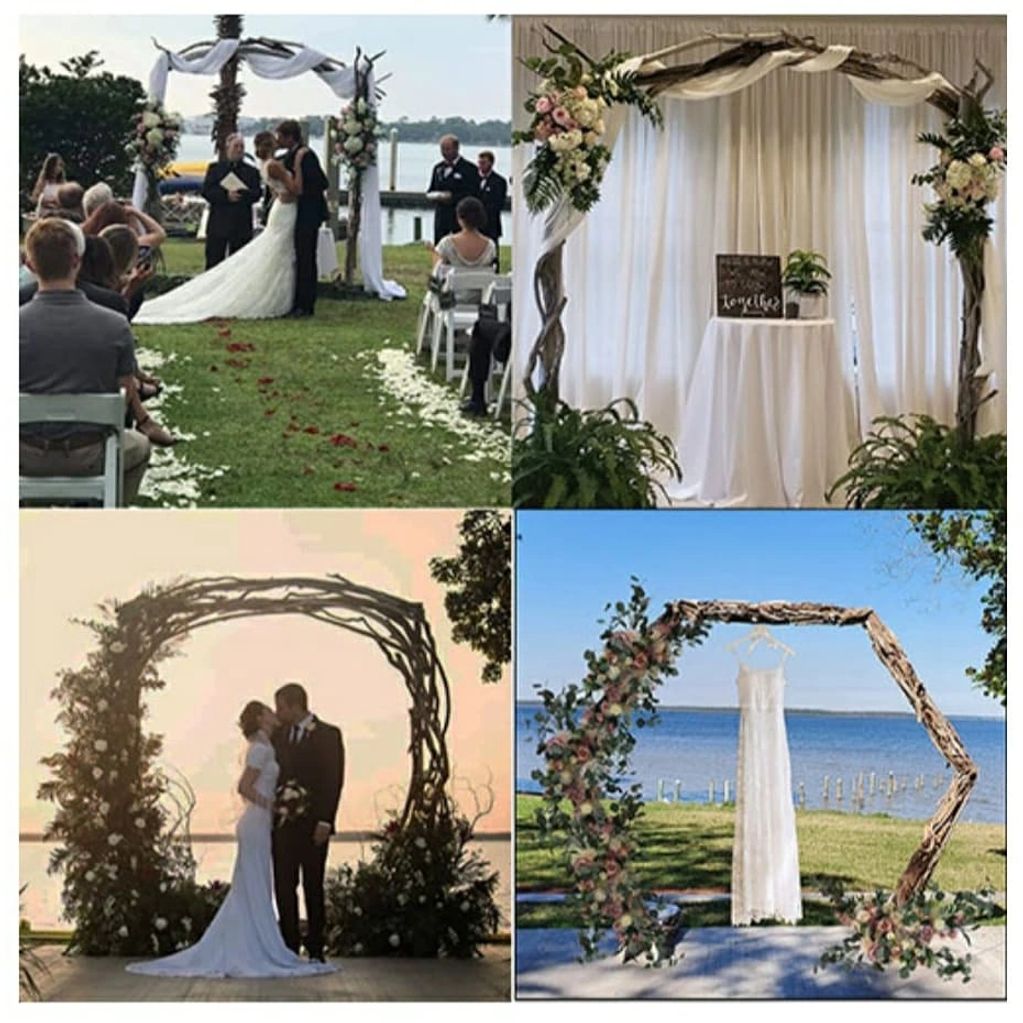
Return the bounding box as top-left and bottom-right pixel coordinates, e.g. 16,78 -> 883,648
512,18 -> 1007,491
134,44 -> 404,301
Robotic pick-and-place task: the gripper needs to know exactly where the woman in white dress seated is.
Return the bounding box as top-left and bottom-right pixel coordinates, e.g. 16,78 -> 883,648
134,133 -> 305,324
430,197 -> 496,276
126,701 -> 336,979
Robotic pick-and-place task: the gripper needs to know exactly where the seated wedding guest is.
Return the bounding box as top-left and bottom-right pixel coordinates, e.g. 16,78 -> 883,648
82,181 -> 114,219
100,224 -> 156,321
19,217 -> 151,505
55,181 -> 85,223
19,228 -> 174,445
461,315 -> 511,418
427,135 -> 480,244
82,200 -> 166,255
201,131 -> 263,269
31,153 -> 65,214
19,248 -> 35,289
431,197 -> 497,273
476,151 -> 507,272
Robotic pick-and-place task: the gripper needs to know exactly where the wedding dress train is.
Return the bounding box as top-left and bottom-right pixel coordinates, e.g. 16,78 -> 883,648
126,738 -> 335,978
731,664 -> 803,925
134,192 -> 297,324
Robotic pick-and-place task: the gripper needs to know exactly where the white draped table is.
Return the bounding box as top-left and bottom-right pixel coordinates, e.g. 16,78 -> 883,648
676,317 -> 856,507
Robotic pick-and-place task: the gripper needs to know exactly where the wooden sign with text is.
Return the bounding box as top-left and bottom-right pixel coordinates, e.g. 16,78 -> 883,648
715,254 -> 783,319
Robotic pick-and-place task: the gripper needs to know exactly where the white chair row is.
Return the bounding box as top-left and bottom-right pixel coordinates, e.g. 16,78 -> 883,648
457,279 -> 512,420
19,392 -> 126,508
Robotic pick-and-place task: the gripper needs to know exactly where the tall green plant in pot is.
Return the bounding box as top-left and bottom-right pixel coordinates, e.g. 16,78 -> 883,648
782,250 -> 831,319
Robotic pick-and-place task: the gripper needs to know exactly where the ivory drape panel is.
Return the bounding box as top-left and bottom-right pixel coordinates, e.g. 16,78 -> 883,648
512,16 -> 1007,447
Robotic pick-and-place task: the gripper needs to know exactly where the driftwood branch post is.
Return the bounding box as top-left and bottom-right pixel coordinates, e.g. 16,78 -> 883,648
661,598 -> 978,903
343,50 -> 367,288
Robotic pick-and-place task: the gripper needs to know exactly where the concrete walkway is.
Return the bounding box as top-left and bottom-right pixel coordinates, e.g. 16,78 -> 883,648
27,944 -> 510,1001
515,927 -> 1005,999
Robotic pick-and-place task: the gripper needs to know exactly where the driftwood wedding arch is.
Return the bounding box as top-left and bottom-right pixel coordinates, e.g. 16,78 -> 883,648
523,29 -> 999,438
108,575 -> 455,833
664,599 -> 978,901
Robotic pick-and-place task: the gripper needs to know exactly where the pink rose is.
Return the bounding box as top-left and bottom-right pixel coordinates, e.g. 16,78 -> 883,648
575,745 -> 592,764
551,106 -> 573,128
535,96 -> 553,115
633,652 -> 649,670
535,120 -> 554,142
919,925 -> 934,943
990,146 -> 1005,162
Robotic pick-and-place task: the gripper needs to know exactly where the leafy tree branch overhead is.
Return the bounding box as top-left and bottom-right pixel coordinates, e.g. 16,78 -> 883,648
430,510 -> 511,684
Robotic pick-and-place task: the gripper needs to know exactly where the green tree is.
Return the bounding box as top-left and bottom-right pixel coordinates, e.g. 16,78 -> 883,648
429,510 -> 511,684
910,509 -> 1006,705
19,51 -> 145,201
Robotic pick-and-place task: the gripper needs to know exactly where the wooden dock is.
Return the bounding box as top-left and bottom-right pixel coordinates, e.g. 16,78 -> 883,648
25,944 -> 510,1002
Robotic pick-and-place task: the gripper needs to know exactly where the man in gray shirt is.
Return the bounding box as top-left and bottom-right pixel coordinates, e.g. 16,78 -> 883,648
20,218 -> 151,504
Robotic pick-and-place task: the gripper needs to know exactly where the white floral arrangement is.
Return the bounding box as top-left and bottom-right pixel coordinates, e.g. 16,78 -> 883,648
274,780 -> 310,827
335,96 -> 379,178
513,34 -> 661,214
127,99 -> 183,178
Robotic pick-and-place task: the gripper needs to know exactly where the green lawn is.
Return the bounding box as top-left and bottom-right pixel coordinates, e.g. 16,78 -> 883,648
516,794 -> 1005,896
133,239 -> 512,508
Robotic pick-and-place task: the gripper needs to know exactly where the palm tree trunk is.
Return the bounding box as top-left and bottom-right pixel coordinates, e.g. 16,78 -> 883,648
210,15 -> 244,160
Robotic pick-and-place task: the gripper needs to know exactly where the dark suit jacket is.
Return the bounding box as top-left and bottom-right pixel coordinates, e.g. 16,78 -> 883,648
428,156 -> 481,241
283,146 -> 329,228
201,159 -> 262,240
478,170 -> 507,242
273,716 -> 344,833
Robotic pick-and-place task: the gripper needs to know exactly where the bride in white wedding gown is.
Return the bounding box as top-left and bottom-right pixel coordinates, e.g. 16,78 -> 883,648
126,702 -> 335,978
134,136 -> 303,324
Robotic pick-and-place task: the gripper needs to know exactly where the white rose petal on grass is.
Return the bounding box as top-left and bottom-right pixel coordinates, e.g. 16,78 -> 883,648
107,834 -> 123,846
388,933 -> 401,947
135,817 -> 147,829
118,925 -> 129,937
92,767 -> 104,780
93,740 -> 108,752
155,917 -> 168,931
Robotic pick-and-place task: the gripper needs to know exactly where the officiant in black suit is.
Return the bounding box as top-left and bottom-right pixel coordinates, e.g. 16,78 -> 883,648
272,683 -> 344,962
277,120 -> 329,317
427,135 -> 480,244
476,151 -> 507,272
200,133 -> 262,270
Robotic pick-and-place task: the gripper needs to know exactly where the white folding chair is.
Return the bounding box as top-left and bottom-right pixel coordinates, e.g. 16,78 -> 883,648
19,392 -> 126,508
430,269 -> 498,381
415,286 -> 440,358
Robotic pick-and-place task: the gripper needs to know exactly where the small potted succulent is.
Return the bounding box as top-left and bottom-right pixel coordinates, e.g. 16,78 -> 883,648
782,250 -> 831,319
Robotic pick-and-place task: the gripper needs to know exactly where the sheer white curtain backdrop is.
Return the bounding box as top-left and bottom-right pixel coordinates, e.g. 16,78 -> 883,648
512,17 -> 1007,482
135,44 -> 404,300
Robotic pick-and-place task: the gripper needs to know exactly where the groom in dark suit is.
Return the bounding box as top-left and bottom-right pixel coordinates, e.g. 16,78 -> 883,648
276,120 -> 330,317
200,133 -> 262,270
272,682 -> 345,962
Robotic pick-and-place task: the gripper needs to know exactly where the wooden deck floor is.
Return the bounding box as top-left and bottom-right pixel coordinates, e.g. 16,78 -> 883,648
26,944 -> 510,1002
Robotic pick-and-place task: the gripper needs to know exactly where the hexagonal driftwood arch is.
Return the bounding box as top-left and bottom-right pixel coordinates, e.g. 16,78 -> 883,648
110,574 -> 454,834
660,598 -> 978,902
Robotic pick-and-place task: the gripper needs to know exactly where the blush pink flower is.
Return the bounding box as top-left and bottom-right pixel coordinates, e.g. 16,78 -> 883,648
551,106 -> 574,128
990,146 -> 1005,162
535,96 -> 554,115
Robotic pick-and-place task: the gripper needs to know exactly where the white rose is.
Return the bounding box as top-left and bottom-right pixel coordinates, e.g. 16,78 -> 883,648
109,641 -> 126,654
353,942 -> 363,954
118,925 -> 129,937
356,98 -> 368,114
107,834 -> 122,846
146,128 -> 164,147
94,739 -> 108,752
182,917 -> 192,931
344,118 -> 360,134
414,837 -> 427,849
155,917 -> 167,931
92,767 -> 104,780
141,112 -> 160,128
946,160 -> 972,190
344,137 -> 364,154
85,870 -> 96,882
135,817 -> 146,829
97,699 -> 109,711
968,152 -> 987,167
575,163 -> 591,181
460,900 -> 470,912
99,802 -> 110,815
389,933 -> 401,947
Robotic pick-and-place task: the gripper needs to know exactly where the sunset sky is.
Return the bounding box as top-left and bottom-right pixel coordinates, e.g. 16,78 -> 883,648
21,509 -> 510,835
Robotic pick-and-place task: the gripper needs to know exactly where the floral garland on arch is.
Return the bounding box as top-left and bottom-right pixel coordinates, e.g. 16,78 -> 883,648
335,96 -> 380,178
530,583 -> 709,962
513,35 -> 662,214
127,99 -> 183,207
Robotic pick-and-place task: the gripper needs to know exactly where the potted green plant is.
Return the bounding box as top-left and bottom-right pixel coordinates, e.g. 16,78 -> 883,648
782,250 -> 831,319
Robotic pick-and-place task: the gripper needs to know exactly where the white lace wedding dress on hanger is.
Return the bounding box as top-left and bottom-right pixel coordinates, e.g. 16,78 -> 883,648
126,736 -> 335,978
134,172 -> 296,324
731,662 -> 803,925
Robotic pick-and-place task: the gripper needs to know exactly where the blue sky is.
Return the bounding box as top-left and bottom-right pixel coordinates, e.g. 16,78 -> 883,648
18,15 -> 510,121
516,511 -> 1000,718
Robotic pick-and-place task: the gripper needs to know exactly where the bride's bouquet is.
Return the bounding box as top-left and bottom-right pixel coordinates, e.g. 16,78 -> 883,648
274,780 -> 310,827
335,97 -> 379,179
127,99 -> 183,181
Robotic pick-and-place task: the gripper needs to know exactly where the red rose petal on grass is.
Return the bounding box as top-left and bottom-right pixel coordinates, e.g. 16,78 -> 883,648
217,328 -> 232,338
333,482 -> 358,492
302,466 -> 316,475
377,444 -> 390,453
329,433 -> 358,448
258,376 -> 275,386
209,365 -> 219,372
286,422 -> 300,432
303,425 -> 321,435
348,421 -> 360,427
264,409 -> 276,417
226,341 -> 255,352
